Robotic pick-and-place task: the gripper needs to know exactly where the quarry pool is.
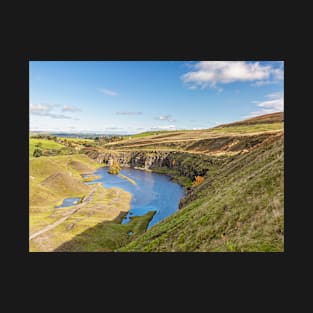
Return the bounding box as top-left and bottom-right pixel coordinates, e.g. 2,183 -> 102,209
85,167 -> 184,228
55,197 -> 80,209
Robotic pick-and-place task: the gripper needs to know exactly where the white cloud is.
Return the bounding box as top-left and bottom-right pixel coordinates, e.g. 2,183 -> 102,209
208,121 -> 220,125
103,127 -> 124,130
116,111 -> 142,115
30,103 -> 75,119
155,115 -> 176,122
48,114 -> 73,119
266,92 -> 282,99
181,61 -> 283,89
98,88 -> 119,96
30,104 -> 55,114
151,125 -> 176,130
62,105 -> 81,112
272,67 -> 284,80
247,92 -> 284,117
252,80 -> 280,87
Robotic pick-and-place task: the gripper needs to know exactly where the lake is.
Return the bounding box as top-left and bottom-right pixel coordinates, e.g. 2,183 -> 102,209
85,167 -> 184,228
55,197 -> 80,208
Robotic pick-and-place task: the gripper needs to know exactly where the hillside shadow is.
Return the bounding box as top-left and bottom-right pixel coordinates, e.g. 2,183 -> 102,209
54,210 -> 155,252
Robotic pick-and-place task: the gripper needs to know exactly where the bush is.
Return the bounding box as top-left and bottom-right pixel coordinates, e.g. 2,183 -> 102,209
33,148 -> 42,157
192,176 -> 204,187
108,160 -> 121,175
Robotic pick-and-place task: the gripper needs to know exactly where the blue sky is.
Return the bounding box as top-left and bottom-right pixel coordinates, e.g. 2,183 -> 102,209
29,61 -> 284,133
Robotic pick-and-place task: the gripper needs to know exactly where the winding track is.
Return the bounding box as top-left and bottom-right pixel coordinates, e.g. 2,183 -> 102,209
29,187 -> 97,241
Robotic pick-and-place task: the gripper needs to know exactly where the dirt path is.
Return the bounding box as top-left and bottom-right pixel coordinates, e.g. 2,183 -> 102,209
29,187 -> 97,241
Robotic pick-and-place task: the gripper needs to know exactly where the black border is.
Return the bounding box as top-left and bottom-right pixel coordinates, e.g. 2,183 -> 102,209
8,19 -> 301,294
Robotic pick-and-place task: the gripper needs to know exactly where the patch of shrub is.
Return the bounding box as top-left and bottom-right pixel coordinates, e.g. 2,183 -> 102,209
192,176 -> 204,187
33,148 -> 42,157
108,160 -> 121,175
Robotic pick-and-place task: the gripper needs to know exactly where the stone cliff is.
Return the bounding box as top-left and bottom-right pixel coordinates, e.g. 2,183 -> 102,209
83,149 -> 225,182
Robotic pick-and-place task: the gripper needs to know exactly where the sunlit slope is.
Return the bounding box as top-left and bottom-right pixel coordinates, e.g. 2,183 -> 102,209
119,132 -> 284,252
29,138 -> 65,158
104,112 -> 283,154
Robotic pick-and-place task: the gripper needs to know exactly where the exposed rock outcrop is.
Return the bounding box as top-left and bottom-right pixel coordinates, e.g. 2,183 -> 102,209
83,149 -> 224,181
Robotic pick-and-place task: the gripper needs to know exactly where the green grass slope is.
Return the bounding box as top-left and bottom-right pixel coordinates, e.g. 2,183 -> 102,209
215,112 -> 283,127
29,138 -> 65,158
119,133 -> 284,252
104,112 -> 283,153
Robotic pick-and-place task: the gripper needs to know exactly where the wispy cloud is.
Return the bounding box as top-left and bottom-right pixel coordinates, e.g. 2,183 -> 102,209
98,88 -> 119,96
208,121 -> 221,125
62,105 -> 81,112
252,80 -> 280,87
155,114 -> 176,122
30,103 -> 76,119
181,61 -> 283,90
151,125 -> 176,130
246,92 -> 284,117
116,111 -> 142,115
48,114 -> 73,119
103,127 -> 124,130
266,92 -> 283,99
30,103 -> 57,114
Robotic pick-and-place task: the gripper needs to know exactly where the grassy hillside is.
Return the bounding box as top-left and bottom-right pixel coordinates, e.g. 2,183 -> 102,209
30,112 -> 284,252
53,210 -> 155,252
104,113 -> 283,154
126,130 -> 175,139
57,137 -> 94,143
29,153 -> 156,252
216,112 -> 283,127
29,154 -> 102,234
119,133 -> 284,252
29,138 -> 65,158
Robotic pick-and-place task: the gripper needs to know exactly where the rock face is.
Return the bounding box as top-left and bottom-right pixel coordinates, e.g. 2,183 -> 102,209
86,149 -> 174,169
83,148 -> 228,212
84,148 -> 224,181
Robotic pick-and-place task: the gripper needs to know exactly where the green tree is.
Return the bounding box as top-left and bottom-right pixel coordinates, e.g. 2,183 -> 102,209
33,148 -> 42,157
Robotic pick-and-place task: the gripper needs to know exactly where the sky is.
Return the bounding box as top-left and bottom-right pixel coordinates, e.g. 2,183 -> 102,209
29,61 -> 284,134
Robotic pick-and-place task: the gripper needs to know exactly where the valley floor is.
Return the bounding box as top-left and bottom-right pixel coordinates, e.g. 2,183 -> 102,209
29,112 -> 284,252
29,154 -> 153,252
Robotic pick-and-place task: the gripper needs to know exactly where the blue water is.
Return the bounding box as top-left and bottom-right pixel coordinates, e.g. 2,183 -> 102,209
85,167 -> 184,228
55,197 -> 80,209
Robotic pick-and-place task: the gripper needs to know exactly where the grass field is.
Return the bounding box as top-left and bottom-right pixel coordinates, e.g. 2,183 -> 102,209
29,154 -> 103,236
29,112 -> 284,252
103,113 -> 283,154
209,122 -> 283,134
102,112 -> 284,252
120,134 -> 284,252
29,153 -> 155,252
53,210 -> 155,252
57,137 -> 94,143
30,183 -> 136,252
29,138 -> 65,158
126,130 -> 174,138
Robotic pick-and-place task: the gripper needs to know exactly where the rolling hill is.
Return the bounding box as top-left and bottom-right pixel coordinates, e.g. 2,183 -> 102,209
29,112 -> 284,252
100,112 -> 284,252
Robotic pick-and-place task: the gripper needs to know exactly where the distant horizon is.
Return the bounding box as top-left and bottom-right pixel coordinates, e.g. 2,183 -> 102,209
29,123 -> 219,134
29,111 -> 283,136
30,61 -> 284,133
